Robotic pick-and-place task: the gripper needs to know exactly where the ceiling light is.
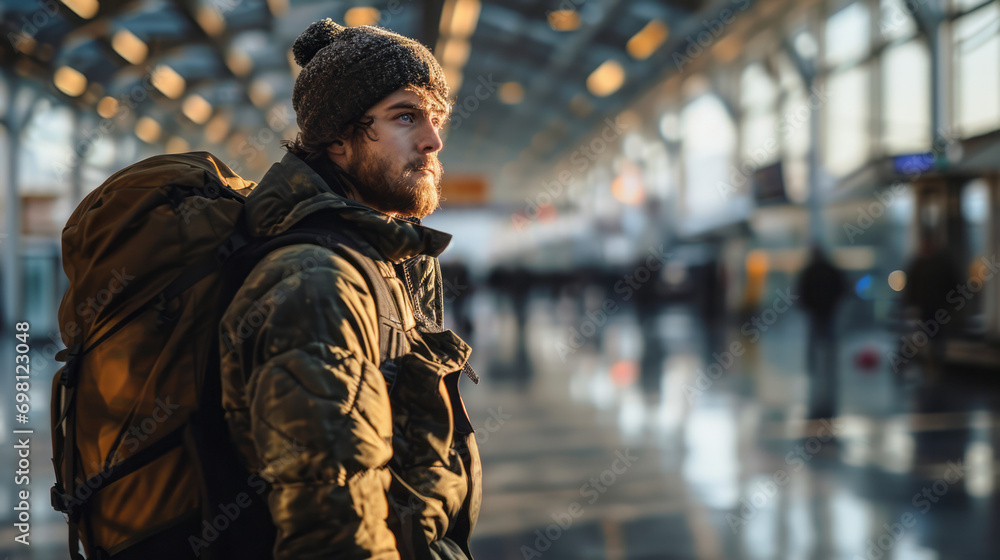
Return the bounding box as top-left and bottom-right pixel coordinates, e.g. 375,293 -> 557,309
249,80 -> 273,108
441,37 -> 471,67
227,50 -> 253,77
166,136 -> 190,154
182,94 -> 213,124
499,81 -> 524,104
54,66 -> 87,97
11,33 -> 36,55
135,116 -> 161,144
267,0 -> 288,17
60,0 -> 98,19
586,60 -> 625,97
151,64 -> 185,99
626,20 -> 668,60
440,0 -> 480,38
548,10 -> 580,31
97,96 -> 118,119
345,7 -> 380,27
196,6 -> 225,37
112,28 -> 147,65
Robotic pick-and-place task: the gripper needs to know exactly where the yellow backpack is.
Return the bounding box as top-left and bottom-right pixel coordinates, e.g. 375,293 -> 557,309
50,152 -> 275,560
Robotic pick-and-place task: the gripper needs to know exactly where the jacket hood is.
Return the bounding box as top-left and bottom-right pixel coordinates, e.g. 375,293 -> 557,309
244,151 -> 451,263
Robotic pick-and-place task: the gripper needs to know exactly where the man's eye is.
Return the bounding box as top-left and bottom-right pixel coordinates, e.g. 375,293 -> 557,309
399,113 -> 415,123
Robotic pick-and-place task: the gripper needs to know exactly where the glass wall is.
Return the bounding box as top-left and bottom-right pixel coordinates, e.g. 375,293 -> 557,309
952,1 -> 1000,137
20,103 -> 74,195
882,40 -> 931,153
739,62 -> 779,166
681,93 -> 737,219
823,2 -> 873,177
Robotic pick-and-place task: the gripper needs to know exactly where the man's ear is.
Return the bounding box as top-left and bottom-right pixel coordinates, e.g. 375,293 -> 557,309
326,138 -> 348,158
326,137 -> 352,170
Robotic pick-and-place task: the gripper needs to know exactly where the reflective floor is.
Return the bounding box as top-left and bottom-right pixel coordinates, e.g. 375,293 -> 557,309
463,291 -> 1000,560
2,290 -> 998,559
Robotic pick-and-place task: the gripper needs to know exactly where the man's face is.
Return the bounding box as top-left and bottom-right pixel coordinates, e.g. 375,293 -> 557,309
329,88 -> 447,219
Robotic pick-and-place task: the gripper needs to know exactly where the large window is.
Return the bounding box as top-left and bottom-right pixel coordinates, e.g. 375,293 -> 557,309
823,2 -> 873,177
740,63 -> 779,166
681,94 -> 737,218
882,40 -> 931,153
953,1 -> 1000,137
879,0 -> 918,42
20,103 -> 75,194
825,65 -> 871,176
826,2 -> 871,67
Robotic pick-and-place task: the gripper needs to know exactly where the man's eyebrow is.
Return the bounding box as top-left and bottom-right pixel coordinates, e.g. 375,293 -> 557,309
384,101 -> 423,112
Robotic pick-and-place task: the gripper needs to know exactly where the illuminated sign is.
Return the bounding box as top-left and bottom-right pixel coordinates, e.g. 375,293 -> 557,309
893,153 -> 935,175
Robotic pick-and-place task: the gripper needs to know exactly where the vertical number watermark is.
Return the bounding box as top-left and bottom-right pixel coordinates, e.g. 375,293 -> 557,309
13,321 -> 33,546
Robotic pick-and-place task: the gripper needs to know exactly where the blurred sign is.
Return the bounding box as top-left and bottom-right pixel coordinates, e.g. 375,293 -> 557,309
441,174 -> 489,205
893,153 -> 935,174
752,161 -> 788,205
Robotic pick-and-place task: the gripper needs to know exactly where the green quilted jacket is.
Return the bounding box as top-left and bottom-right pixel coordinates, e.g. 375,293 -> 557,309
218,152 -> 481,560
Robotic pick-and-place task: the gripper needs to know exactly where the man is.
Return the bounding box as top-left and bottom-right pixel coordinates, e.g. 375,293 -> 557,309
218,20 -> 481,559
902,231 -> 961,384
796,245 -> 846,418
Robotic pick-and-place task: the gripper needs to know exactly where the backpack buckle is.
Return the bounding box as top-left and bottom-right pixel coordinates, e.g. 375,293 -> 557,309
51,483 -> 78,518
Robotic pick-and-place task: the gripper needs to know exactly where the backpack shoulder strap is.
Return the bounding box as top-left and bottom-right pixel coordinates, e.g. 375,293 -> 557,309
326,239 -> 407,366
246,227 -> 405,367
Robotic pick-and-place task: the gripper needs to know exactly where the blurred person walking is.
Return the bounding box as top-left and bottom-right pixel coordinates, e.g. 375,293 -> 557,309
902,232 -> 962,384
441,258 -> 474,339
797,246 -> 846,419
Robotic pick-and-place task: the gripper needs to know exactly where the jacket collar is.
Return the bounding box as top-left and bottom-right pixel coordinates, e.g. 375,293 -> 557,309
244,151 -> 452,263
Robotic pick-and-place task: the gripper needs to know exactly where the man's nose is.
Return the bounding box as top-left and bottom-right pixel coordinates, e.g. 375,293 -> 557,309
419,122 -> 443,154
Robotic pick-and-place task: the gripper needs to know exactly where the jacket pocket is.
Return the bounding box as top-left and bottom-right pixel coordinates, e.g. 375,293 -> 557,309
388,329 -> 472,543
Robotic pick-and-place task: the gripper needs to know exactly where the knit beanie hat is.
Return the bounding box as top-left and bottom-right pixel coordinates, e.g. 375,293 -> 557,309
291,19 -> 451,153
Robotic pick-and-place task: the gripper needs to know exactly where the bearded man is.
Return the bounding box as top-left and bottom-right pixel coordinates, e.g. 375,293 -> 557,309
218,20 -> 481,560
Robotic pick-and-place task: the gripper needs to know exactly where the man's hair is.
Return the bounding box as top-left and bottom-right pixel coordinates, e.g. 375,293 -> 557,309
281,115 -> 376,160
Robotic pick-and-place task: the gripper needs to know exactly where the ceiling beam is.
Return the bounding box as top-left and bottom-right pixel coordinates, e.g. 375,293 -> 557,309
421,0 -> 446,48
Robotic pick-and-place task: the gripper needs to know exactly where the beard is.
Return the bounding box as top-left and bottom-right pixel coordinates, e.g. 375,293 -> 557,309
348,139 -> 443,219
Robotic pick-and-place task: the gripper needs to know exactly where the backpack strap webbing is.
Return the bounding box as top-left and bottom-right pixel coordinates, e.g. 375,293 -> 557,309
261,226 -> 404,368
